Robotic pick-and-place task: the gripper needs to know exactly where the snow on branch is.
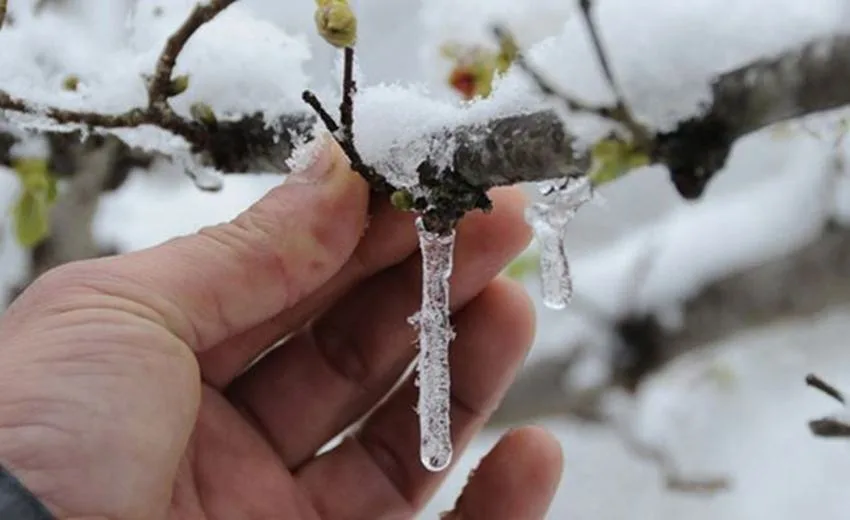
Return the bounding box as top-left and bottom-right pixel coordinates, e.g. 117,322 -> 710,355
0,0 -> 242,165
4,28 -> 850,205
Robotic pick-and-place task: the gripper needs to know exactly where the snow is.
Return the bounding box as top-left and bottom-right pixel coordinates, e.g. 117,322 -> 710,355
3,0 -> 850,518
410,217 -> 457,472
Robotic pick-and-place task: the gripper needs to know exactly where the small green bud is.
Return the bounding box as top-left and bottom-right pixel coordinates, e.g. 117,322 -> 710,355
62,75 -> 80,91
588,138 -> 650,186
390,190 -> 415,211
167,74 -> 190,97
315,0 -> 357,48
10,158 -> 58,248
190,102 -> 217,126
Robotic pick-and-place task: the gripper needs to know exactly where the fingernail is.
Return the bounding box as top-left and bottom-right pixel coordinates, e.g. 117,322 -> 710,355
287,136 -> 335,184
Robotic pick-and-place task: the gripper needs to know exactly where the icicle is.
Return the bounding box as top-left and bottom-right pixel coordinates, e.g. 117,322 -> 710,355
525,176 -> 592,309
409,217 -> 456,472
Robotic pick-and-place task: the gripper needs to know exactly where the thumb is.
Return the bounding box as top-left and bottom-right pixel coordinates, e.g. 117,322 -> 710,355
69,139 -> 369,351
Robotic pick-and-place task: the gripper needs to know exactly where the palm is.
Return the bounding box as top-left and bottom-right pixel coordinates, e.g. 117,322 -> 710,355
170,387 -> 317,519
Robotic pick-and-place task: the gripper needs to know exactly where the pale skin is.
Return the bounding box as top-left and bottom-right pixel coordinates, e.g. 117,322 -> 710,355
0,141 -> 563,519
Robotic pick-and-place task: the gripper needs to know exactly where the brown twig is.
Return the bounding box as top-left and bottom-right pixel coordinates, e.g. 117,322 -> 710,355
493,25 -> 613,120
148,0 -> 238,110
806,373 -> 845,404
0,0 -> 238,154
302,46 -> 390,192
339,46 -> 356,144
493,5 -> 651,149
576,0 -> 651,146
809,418 -> 850,437
805,373 -> 850,439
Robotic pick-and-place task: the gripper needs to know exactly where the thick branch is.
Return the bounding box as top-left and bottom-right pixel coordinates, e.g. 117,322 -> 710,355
3,32 -> 850,198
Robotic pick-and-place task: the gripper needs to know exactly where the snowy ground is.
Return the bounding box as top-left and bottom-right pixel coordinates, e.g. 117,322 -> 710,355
3,0 -> 850,518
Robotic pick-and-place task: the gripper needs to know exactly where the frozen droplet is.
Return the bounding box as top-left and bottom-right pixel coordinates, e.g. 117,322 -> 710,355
525,176 -> 592,309
175,153 -> 224,192
187,165 -> 224,192
409,217 -> 456,472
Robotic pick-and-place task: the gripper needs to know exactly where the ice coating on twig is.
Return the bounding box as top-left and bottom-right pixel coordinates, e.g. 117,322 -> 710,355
526,176 -> 593,309
409,216 -> 457,472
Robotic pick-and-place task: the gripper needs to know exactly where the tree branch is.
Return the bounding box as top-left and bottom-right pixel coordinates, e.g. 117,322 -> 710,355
0,0 -> 239,162
147,0 -> 238,110
3,28 -> 850,203
495,218 -> 850,429
490,219 -> 850,490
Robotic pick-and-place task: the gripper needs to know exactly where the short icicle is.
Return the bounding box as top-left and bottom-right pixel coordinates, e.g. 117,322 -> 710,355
409,216 -> 457,472
525,176 -> 593,309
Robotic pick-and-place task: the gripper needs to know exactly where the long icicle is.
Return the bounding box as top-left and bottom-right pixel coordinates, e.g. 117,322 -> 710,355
410,216 -> 457,472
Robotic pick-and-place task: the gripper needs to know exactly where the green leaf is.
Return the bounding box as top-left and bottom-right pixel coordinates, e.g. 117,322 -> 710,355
588,138 -> 650,186
504,250 -> 540,280
13,190 -> 50,247
10,158 -> 58,248
46,174 -> 58,204
12,158 -> 50,192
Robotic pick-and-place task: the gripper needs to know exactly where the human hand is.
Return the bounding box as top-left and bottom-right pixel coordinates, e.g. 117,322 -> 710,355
0,142 -> 563,519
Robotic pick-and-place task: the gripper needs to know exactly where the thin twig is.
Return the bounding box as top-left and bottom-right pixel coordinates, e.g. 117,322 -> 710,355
806,373 -> 845,404
809,418 -> 850,437
805,373 -> 850,439
493,23 -> 650,149
0,90 -> 203,143
339,46 -> 356,144
492,25 -> 611,119
302,91 -> 339,133
577,0 -> 624,109
302,46 -> 390,191
148,0 -> 239,110
575,0 -> 651,146
0,0 -> 237,153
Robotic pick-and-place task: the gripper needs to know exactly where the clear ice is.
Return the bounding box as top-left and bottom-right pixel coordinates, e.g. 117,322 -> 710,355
409,217 -> 456,472
525,176 -> 593,309
174,153 -> 224,192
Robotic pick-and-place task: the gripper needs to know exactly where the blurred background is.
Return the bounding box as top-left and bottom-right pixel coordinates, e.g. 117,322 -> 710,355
2,0 -> 850,518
